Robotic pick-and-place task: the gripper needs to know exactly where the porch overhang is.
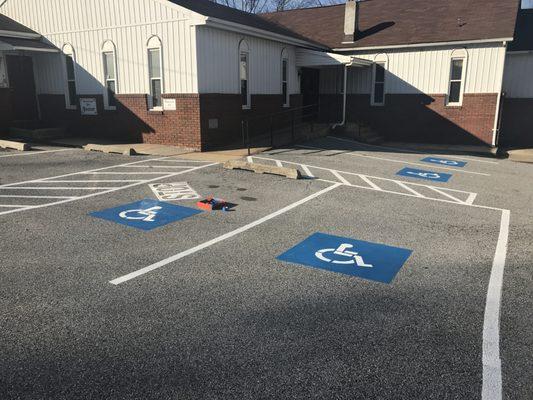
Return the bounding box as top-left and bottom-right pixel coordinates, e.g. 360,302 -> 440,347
0,36 -> 58,53
296,48 -> 372,68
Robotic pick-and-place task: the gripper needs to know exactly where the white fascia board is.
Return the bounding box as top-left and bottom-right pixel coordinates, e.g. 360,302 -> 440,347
0,30 -> 41,39
333,37 -> 513,52
204,17 -> 328,50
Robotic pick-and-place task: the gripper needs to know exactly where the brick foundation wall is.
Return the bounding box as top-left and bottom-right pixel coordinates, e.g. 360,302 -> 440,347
320,93 -> 497,146
199,93 -> 303,150
500,98 -> 533,148
0,88 -> 13,132
38,92 -> 303,151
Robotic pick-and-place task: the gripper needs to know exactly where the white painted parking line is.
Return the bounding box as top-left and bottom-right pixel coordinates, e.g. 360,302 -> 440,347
331,170 -> 351,186
120,165 -> 194,169
0,148 -> 77,158
90,171 -> 182,175
326,136 -> 500,165
46,180 -> 143,183
0,195 -> 76,199
482,209 -> 510,400
275,160 -> 284,168
301,165 -> 314,178
296,144 -> 490,176
0,204 -> 35,208
251,156 -> 478,207
109,182 -> 342,285
465,193 -> 478,206
0,157 -> 218,216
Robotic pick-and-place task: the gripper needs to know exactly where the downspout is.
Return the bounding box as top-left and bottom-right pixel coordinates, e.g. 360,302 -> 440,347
332,63 -> 349,129
492,41 -> 508,147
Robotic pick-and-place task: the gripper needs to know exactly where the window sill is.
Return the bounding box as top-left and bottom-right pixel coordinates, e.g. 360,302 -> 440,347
445,103 -> 463,109
242,106 -> 251,110
370,103 -> 385,107
148,108 -> 164,115
283,104 -> 290,108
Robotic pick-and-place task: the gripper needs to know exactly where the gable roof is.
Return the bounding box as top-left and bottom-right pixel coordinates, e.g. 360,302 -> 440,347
509,8 -> 533,51
0,13 -> 38,36
168,0 -> 322,47
261,0 -> 520,50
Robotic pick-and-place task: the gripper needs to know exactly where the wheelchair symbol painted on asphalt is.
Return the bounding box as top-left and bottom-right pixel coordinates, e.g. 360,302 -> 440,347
397,167 -> 452,182
119,206 -> 162,222
90,199 -> 202,230
421,157 -> 467,168
277,233 -> 413,283
315,243 -> 373,267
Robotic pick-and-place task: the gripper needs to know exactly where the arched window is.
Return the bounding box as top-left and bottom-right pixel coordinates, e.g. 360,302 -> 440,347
281,48 -> 289,107
102,40 -> 118,109
62,44 -> 77,109
447,48 -> 468,106
239,39 -> 250,109
147,36 -> 163,109
371,53 -> 388,106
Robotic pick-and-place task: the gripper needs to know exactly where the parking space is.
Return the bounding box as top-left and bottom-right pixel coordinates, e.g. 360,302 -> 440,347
0,140 -> 531,399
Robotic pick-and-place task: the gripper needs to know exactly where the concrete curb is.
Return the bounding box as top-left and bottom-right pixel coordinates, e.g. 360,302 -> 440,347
84,144 -> 137,156
0,139 -> 31,152
223,160 -> 301,180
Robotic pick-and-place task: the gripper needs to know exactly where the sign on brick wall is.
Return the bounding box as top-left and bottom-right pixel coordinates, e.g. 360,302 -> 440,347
80,98 -> 98,115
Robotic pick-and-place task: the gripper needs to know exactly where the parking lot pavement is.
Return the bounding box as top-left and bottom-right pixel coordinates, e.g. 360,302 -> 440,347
0,141 -> 531,399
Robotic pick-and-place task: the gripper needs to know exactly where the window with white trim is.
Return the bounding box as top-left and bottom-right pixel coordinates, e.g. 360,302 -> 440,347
147,36 -> 163,110
102,41 -> 118,109
371,62 -> 386,106
0,56 -> 7,88
62,44 -> 77,109
447,58 -> 465,105
522,0 -> 533,9
281,49 -> 289,107
239,40 -> 250,109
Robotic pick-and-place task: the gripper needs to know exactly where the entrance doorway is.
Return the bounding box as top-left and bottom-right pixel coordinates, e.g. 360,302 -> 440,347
6,55 -> 39,121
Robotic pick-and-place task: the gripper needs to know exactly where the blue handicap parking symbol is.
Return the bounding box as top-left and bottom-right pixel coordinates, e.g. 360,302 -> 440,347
421,157 -> 467,168
90,199 -> 202,230
397,167 -> 452,182
277,232 -> 412,284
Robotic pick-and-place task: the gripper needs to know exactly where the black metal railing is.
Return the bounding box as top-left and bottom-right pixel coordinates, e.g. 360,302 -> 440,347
241,104 -> 319,155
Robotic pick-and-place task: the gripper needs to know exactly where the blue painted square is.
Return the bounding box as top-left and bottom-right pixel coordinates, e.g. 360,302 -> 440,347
277,232 -> 412,284
397,167 -> 452,182
421,157 -> 467,168
90,199 -> 202,230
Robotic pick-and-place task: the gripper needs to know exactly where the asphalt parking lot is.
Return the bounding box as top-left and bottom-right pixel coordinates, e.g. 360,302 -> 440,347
0,138 -> 531,399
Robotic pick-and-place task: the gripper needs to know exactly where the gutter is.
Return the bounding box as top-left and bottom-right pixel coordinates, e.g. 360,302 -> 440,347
0,30 -> 41,40
332,64 -> 349,130
333,37 -> 515,52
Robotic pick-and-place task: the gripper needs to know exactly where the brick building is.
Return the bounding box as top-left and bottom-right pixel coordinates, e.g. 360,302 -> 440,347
0,0 -> 531,150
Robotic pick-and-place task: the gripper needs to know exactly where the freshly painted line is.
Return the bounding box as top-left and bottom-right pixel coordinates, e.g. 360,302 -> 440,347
3,187 -> 122,190
45,180 -> 142,183
296,144 -> 491,176
253,156 -> 475,195
0,195 -> 76,199
109,183 -> 342,285
465,193 -> 478,205
301,164 -> 314,178
91,171 -> 181,175
0,204 -> 35,208
395,181 -> 425,198
359,175 -> 381,190
0,156 -> 173,188
0,148 -> 76,158
120,165 -> 193,169
428,186 -> 465,204
0,163 -> 218,216
331,170 -> 351,185
482,209 -> 510,400
325,136 -> 499,165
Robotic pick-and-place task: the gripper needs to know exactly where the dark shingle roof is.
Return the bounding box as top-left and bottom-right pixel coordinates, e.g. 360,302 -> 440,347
261,0 -> 520,50
0,13 -> 37,35
169,0 -> 323,46
509,8 -> 533,51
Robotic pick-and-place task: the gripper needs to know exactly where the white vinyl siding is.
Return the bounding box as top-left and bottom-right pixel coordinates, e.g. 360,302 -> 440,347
320,43 -> 506,95
196,26 -> 299,95
1,0 -> 200,96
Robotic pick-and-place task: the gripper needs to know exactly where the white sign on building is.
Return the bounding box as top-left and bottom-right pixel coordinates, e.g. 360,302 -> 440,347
80,98 -> 98,115
163,98 -> 177,111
